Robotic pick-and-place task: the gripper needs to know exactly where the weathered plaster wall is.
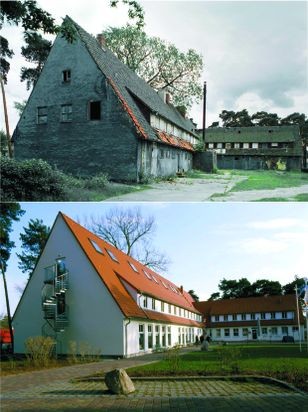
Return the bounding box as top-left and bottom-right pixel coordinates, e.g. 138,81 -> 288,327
13,35 -> 139,181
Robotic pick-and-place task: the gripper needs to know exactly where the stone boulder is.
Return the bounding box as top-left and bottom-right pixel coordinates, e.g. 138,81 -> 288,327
105,368 -> 135,394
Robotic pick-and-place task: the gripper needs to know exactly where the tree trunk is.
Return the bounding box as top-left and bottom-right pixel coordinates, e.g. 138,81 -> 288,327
0,76 -> 13,158
1,265 -> 14,353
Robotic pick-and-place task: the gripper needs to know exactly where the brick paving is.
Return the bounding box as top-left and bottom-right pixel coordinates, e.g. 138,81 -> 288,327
1,351 -> 308,411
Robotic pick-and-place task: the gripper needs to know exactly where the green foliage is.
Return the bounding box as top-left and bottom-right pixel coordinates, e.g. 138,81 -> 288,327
17,219 -> 50,275
216,345 -> 242,373
219,109 -> 253,127
0,157 -> 66,201
188,289 -> 199,301
110,0 -> 145,29
0,130 -> 9,156
13,100 -> 27,117
104,25 -> 203,108
25,336 -> 55,367
164,345 -> 181,373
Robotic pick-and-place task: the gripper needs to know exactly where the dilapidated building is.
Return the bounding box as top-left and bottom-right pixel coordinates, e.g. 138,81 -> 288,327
202,125 -> 302,170
13,16 -> 200,182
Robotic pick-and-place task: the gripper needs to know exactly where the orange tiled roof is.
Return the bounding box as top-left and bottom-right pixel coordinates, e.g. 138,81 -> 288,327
156,130 -> 195,152
61,213 -> 203,323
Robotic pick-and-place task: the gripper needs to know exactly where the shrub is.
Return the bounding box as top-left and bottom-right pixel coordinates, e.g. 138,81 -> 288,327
1,157 -> 66,201
164,345 -> 181,372
25,336 -> 55,367
216,345 -> 242,373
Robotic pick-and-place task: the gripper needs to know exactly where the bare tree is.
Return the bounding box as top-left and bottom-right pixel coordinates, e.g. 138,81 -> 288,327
86,208 -> 170,273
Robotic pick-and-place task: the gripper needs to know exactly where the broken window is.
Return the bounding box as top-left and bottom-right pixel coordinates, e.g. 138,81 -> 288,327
62,70 -> 71,83
89,101 -> 101,120
61,104 -> 72,122
37,106 -> 47,124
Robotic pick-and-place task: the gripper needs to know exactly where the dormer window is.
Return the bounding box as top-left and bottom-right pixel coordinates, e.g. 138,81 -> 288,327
62,70 -> 71,83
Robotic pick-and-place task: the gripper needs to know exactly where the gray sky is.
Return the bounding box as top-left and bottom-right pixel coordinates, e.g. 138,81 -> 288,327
1,0 -> 307,131
1,202 -> 308,315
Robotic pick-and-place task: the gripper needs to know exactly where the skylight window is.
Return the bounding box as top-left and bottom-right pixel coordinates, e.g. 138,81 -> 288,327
152,275 -> 159,284
161,280 -> 169,289
143,270 -> 152,280
106,249 -> 119,262
89,239 -> 104,254
128,261 -> 139,272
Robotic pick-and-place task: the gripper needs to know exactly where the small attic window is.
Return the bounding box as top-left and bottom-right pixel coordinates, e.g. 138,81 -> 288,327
152,275 -> 159,284
89,239 -> 104,254
62,70 -> 71,83
106,249 -> 119,262
128,261 -> 138,272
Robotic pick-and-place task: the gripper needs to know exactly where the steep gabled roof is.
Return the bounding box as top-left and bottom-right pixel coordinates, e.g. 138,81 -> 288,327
195,295 -> 305,323
61,213 -> 202,325
66,16 -> 197,150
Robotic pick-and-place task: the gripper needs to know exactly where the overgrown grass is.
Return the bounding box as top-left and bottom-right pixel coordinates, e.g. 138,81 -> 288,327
257,193 -> 308,202
126,344 -> 308,391
227,170 -> 308,192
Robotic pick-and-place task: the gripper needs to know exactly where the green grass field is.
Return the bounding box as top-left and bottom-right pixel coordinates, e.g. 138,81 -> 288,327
127,344 -> 308,391
228,170 -> 308,192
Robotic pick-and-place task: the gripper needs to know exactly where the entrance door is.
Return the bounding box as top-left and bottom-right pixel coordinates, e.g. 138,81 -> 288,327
252,329 -> 257,340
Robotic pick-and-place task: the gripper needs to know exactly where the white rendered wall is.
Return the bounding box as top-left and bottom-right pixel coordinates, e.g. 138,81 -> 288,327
13,215 -> 124,356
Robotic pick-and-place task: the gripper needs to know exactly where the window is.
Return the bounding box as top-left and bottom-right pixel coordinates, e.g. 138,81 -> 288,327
155,325 -> 160,347
252,143 -> 258,149
166,150 -> 170,158
232,314 -> 237,321
271,142 -> 278,147
262,327 -> 267,335
179,308 -> 182,317
216,329 -> 221,337
159,149 -> 164,159
62,70 -> 71,82
282,326 -> 288,335
106,249 -> 118,262
152,299 -> 156,310
89,239 -> 104,254
148,325 -> 153,349
282,312 -> 287,319
243,328 -> 248,336
89,101 -> 101,120
234,143 -> 240,149
61,104 -> 72,122
161,301 -> 165,312
128,261 -> 138,272
152,275 -> 159,284
37,106 -> 47,124
217,143 -> 223,149
224,329 -> 230,337
168,326 -> 171,346
161,280 -> 168,289
250,313 -> 256,320
208,143 -> 214,149
174,306 -> 177,315
241,313 -> 246,321
223,315 -> 228,321
233,328 -> 239,337
271,327 -> 277,335
168,304 -> 171,314
143,296 -> 148,308
215,315 -> 219,322
162,326 -> 166,347
139,324 -> 145,350
243,143 -> 249,149
143,270 -> 152,280
261,313 -> 266,320
271,312 -> 276,319
178,327 -> 181,344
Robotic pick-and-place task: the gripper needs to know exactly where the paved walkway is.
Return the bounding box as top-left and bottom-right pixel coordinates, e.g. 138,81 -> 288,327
1,350 -> 307,411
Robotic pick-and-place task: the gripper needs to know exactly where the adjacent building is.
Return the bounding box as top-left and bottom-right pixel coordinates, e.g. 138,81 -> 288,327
13,16 -> 200,182
195,295 -> 305,342
13,213 -> 204,357
202,125 -> 302,170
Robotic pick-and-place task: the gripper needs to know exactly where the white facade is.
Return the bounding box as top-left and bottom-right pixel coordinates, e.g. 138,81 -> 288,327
13,214 -> 203,357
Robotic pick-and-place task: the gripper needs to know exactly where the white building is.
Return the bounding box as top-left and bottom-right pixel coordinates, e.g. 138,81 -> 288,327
13,213 -> 204,357
195,296 -> 305,342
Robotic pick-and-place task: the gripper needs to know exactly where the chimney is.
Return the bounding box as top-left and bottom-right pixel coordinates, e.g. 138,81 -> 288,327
165,93 -> 171,105
179,285 -> 183,294
96,34 -> 106,50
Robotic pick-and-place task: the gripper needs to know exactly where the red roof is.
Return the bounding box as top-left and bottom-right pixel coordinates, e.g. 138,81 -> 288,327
0,329 -> 12,344
61,213 -> 203,326
156,130 -> 195,152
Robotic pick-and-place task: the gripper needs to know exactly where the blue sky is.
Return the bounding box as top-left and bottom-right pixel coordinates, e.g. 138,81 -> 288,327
1,202 -> 307,316
1,0 -> 307,131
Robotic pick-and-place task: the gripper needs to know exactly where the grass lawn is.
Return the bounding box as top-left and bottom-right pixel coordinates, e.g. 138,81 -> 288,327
227,170 -> 308,192
126,344 -> 308,391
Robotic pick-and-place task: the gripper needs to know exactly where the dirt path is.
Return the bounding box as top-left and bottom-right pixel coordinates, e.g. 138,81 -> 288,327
106,175 -> 308,202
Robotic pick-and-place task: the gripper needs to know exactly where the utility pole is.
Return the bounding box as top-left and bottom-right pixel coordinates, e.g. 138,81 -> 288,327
202,81 -> 207,143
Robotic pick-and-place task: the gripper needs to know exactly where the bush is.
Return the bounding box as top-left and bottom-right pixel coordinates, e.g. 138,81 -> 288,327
1,157 -> 66,201
25,336 -> 55,367
216,345 -> 242,373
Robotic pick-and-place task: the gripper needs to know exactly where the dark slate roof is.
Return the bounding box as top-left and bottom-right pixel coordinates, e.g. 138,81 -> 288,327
201,125 -> 300,143
66,16 -> 198,144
